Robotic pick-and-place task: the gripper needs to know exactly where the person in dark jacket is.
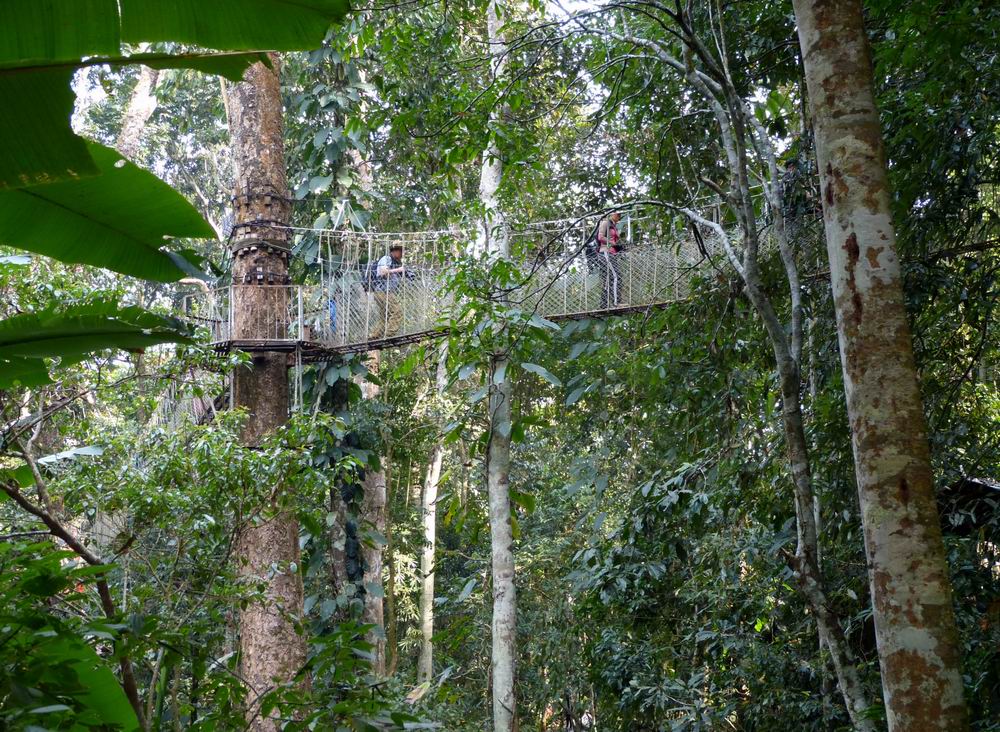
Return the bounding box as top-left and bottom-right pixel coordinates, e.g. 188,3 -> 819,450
370,243 -> 405,339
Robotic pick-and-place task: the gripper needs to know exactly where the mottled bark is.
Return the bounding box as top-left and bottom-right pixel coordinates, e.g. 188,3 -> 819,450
477,0 -> 508,259
417,442 -> 443,683
225,57 -> 306,730
792,2 -> 969,728
385,498 -> 399,676
487,355 -> 517,732
328,484 -> 348,599
117,64 -> 159,162
418,345 -> 449,683
481,4 -> 517,730
361,467 -> 387,674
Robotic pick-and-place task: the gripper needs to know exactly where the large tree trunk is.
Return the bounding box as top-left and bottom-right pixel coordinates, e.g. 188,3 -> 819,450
225,57 -> 307,730
792,2 -> 969,729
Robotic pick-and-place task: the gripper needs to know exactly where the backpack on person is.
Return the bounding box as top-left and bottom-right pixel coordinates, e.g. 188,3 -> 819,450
583,223 -> 601,261
361,259 -> 381,292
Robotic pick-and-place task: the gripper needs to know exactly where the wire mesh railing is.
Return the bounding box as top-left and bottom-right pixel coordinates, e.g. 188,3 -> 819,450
181,205 -> 820,355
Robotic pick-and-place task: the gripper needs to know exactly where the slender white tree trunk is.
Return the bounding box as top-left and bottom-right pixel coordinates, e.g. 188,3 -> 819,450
487,355 -> 516,732
417,445 -> 443,682
478,0 -> 507,258
792,2 -> 969,729
480,4 -> 517,729
418,345 -> 449,683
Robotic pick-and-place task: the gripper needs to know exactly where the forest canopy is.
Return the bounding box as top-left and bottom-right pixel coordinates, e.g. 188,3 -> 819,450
1,1 -> 998,731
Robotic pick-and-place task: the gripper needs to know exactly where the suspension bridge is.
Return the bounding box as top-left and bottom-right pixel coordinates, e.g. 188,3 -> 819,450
179,204 -> 782,362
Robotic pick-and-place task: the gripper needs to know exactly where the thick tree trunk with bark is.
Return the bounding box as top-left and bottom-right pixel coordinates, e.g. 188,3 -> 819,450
792,2 -> 969,729
225,57 -> 307,730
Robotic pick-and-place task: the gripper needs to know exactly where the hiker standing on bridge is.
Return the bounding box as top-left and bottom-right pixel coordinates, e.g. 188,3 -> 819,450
595,211 -> 625,308
370,242 -> 406,340
779,157 -> 816,244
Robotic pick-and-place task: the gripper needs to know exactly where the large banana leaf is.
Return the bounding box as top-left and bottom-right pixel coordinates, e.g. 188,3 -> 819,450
0,0 -> 120,64
0,302 -> 193,359
113,50 -> 272,81
0,0 -> 349,65
0,53 -> 268,189
0,302 -> 193,389
0,0 -> 349,188
120,0 -> 351,51
0,357 -> 53,390
0,143 -> 215,281
0,68 -> 99,188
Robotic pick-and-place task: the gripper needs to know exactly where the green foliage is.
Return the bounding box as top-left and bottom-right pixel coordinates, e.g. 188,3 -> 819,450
0,67 -> 99,188
0,540 -> 139,730
2,0 -> 998,729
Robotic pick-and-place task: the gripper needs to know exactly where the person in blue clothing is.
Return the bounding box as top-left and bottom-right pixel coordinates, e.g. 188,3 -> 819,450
370,242 -> 406,339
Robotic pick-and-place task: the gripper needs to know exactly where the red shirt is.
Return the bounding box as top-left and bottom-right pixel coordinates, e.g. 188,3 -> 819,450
598,219 -> 620,253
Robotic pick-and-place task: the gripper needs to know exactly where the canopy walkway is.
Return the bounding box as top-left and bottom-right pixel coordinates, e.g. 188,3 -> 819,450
181,205 -> 779,361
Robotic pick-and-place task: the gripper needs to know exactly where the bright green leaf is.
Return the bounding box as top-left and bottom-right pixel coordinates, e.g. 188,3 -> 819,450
119,0 -> 350,51
0,302 -> 192,362
0,68 -> 98,189
0,357 -> 53,389
0,0 -> 120,65
120,50 -> 271,82
521,362 -> 561,387
510,488 -> 536,513
0,143 -> 213,281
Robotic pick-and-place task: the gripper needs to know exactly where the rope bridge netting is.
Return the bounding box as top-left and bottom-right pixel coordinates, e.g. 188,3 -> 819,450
179,204 -> 817,359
